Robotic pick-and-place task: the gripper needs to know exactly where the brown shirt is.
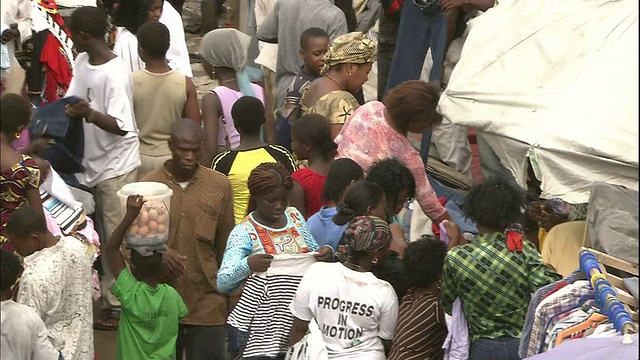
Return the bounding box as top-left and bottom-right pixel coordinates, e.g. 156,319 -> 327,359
143,164 -> 235,326
388,289 -> 448,360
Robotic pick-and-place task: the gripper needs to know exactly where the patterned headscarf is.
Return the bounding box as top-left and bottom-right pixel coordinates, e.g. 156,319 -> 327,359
336,216 -> 392,263
323,32 -> 377,74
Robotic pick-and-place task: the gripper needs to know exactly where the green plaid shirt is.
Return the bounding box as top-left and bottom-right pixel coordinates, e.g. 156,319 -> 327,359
441,232 -> 562,342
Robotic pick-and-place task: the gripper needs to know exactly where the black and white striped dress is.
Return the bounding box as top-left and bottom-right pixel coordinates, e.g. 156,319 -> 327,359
227,254 -> 317,358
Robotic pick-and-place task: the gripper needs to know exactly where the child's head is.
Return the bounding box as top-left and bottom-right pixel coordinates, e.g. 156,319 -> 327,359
1,94 -> 31,141
113,0 -> 163,35
403,235 -> 447,290
464,176 -> 526,233
291,114 -> 337,161
322,158 -> 364,204
0,249 -> 22,300
5,207 -> 49,258
299,27 -> 330,77
333,181 -> 387,226
247,163 -> 294,221
69,6 -> 110,53
137,21 -> 170,62
130,250 -> 163,280
232,96 -> 265,137
366,158 -> 416,217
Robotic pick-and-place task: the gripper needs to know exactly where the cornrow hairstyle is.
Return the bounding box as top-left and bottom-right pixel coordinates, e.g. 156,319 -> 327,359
333,180 -> 385,226
246,162 -> 294,214
291,114 -> 337,160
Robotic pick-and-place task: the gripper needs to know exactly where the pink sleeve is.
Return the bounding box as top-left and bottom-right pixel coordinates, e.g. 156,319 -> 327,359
402,152 -> 447,221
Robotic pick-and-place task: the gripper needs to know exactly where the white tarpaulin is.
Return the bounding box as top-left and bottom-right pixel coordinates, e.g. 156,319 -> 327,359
438,0 -> 639,203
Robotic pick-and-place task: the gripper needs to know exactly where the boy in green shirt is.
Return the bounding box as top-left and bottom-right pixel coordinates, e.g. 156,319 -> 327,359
106,194 -> 188,359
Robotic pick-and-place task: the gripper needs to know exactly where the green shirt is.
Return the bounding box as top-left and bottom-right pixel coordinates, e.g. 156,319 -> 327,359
112,269 -> 188,359
441,232 -> 561,342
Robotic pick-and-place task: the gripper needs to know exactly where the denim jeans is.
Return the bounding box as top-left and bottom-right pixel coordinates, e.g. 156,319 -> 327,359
384,3 -> 448,165
469,337 -> 520,360
427,173 -> 467,207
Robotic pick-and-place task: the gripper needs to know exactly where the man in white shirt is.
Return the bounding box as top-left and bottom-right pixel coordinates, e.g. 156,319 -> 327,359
6,207 -> 93,360
1,0 -> 32,94
64,6 -> 141,330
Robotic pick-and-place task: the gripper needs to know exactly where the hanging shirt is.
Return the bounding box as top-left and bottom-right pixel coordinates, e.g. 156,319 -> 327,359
228,253 -> 317,358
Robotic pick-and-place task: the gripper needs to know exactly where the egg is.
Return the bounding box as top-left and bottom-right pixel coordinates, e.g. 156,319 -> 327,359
138,226 -> 149,237
148,209 -> 159,220
158,224 -> 167,234
129,224 -> 139,235
139,211 -> 149,225
148,220 -> 158,231
157,214 -> 167,225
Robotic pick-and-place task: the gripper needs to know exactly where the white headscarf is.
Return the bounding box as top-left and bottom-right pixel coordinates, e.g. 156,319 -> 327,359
200,28 -> 255,97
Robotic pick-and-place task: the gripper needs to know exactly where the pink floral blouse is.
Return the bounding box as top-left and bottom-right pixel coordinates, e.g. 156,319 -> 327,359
335,101 -> 446,221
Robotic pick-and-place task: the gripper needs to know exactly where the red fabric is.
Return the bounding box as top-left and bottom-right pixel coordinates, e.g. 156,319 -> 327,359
37,0 -> 73,104
388,0 -> 403,15
292,168 -> 328,218
506,231 -> 524,252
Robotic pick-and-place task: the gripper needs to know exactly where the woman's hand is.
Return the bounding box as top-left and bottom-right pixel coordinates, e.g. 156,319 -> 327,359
313,246 -> 334,262
163,248 -> 187,278
248,254 -> 273,272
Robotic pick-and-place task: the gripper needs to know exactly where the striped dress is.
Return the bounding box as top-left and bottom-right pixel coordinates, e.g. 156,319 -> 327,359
227,254 -> 317,358
388,289 -> 448,360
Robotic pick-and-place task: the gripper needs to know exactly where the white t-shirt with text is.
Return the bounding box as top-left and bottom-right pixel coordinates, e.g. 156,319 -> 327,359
291,262 -> 399,360
66,52 -> 141,188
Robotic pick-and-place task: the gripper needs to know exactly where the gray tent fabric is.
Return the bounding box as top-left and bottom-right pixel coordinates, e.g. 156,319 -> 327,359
587,182 -> 639,265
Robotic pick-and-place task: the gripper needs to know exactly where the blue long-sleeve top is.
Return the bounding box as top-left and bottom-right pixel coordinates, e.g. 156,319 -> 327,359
217,207 -> 320,294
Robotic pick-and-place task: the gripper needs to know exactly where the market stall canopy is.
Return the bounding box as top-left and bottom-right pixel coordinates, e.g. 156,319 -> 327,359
438,0 -> 639,203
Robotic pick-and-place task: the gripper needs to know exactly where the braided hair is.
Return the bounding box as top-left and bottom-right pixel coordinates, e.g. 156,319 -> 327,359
291,114 -> 338,160
246,162 -> 294,214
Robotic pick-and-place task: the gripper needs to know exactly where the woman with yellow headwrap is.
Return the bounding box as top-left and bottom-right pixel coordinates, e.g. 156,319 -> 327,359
301,32 -> 376,139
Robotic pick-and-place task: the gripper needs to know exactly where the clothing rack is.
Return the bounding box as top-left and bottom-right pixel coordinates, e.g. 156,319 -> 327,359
579,249 -> 637,340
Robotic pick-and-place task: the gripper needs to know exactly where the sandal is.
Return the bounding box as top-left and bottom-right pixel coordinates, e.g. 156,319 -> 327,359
93,310 -> 120,331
